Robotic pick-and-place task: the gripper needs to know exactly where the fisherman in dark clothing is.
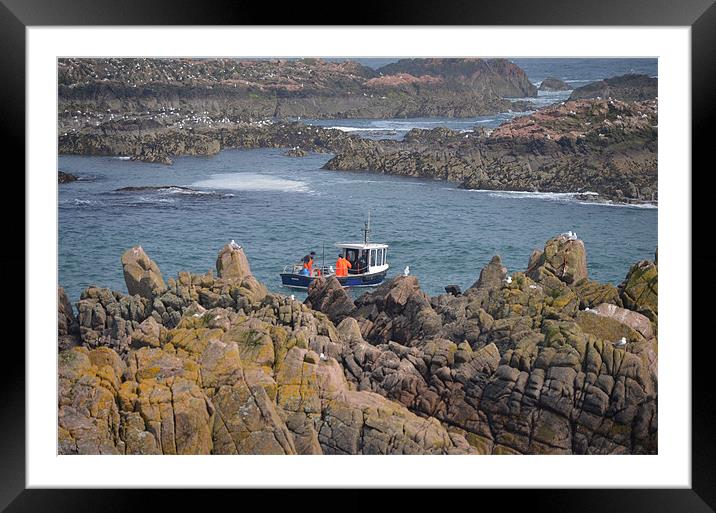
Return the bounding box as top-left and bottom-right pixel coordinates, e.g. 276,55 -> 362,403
355,251 -> 368,274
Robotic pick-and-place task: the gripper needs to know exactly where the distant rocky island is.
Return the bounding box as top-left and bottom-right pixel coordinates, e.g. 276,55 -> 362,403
58,235 -> 658,455
569,73 -> 657,101
57,58 -> 658,206
539,77 -> 571,91
58,57 -> 535,123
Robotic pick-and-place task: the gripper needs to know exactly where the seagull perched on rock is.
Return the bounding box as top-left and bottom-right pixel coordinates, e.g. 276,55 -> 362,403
504,276 -> 513,285
615,337 -> 627,347
404,266 -> 410,276
290,294 -> 295,301
229,239 -> 241,249
319,352 -> 328,361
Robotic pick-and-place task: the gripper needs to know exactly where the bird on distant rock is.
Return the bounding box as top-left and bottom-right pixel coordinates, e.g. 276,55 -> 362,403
229,239 -> 241,249
615,337 -> 627,347
404,266 -> 410,276
319,352 -> 328,361
290,294 -> 295,301
504,276 -> 513,285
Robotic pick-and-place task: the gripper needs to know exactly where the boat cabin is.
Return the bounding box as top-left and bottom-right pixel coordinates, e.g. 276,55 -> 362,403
336,242 -> 389,275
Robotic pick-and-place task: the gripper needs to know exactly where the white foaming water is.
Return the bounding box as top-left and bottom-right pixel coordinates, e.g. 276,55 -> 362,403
327,126 -> 391,132
576,200 -> 658,209
70,198 -> 99,206
135,196 -> 176,204
192,173 -> 310,193
112,156 -> 132,160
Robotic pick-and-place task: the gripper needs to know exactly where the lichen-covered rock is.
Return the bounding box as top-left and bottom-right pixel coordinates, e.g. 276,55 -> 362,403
58,236 -> 658,455
527,234 -> 588,285
58,347 -> 124,454
216,243 -> 252,281
619,258 -> 658,322
571,278 -> 622,309
121,246 -> 166,299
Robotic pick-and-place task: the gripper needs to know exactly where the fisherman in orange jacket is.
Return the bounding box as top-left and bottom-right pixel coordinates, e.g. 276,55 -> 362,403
302,251 -> 316,275
335,253 -> 352,277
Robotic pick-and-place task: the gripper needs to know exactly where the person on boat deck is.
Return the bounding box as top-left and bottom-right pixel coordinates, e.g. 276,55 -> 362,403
302,252 -> 316,275
356,252 -> 368,274
335,253 -> 352,277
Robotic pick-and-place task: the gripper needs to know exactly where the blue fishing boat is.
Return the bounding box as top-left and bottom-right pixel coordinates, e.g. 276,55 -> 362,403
280,214 -> 389,290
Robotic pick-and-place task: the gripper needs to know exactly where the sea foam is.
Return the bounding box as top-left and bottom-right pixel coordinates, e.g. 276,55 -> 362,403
191,173 -> 310,193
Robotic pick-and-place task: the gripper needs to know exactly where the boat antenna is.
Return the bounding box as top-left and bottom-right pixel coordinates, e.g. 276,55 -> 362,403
363,210 -> 371,244
322,242 -> 325,274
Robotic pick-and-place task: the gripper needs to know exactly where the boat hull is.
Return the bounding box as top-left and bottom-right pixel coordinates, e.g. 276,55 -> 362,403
280,270 -> 388,290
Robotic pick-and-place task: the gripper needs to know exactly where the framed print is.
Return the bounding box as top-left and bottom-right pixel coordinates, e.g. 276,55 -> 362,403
4,0 -> 714,510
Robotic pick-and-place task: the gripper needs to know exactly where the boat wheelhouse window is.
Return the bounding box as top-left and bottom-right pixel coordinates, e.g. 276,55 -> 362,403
378,248 -> 384,266
370,249 -> 376,267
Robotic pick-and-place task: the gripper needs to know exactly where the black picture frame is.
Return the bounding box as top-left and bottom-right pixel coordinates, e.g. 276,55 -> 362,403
4,0 -> 712,510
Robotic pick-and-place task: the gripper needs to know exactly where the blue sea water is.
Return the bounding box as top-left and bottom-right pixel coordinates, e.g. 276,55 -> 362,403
58,58 -> 658,302
59,149 -> 657,302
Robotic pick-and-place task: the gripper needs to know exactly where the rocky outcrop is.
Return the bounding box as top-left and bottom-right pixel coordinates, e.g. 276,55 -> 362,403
58,287 -> 80,351
468,255 -> 508,291
569,74 -> 657,101
58,171 -> 78,183
619,257 -> 658,327
285,147 -> 308,157
59,245 -> 476,455
59,235 -> 657,455
305,276 -> 356,325
526,234 -> 588,285
539,77 -> 570,91
216,243 -> 252,281
377,58 -> 538,98
323,98 -> 658,204
120,246 -> 166,299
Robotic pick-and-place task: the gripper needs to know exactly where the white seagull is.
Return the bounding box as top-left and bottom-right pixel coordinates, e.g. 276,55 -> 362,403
319,352 -> 328,361
504,276 -> 513,285
615,337 -> 627,347
229,239 -> 241,249
290,294 -> 295,301
403,266 -> 410,276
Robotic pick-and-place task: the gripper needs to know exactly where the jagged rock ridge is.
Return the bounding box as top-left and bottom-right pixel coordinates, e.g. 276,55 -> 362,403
58,235 -> 658,455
